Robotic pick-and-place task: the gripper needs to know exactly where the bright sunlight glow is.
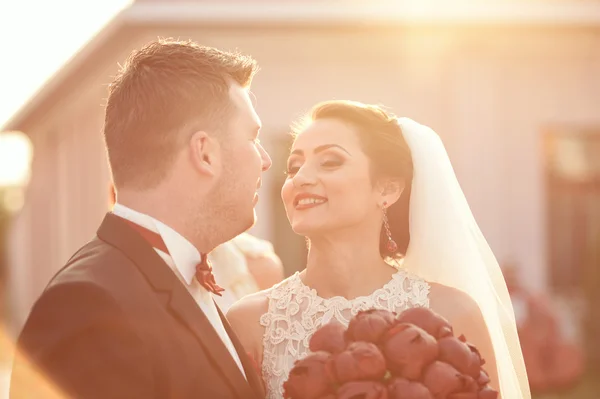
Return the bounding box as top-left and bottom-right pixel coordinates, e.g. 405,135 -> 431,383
0,132 -> 33,187
0,0 -> 132,128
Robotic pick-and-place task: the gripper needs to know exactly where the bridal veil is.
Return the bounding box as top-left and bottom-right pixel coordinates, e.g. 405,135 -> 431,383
398,117 -> 531,398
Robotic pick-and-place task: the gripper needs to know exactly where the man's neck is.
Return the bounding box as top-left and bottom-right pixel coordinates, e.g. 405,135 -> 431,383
115,197 -> 228,254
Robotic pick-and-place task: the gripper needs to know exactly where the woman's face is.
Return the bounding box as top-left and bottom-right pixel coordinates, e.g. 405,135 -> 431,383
282,118 -> 383,236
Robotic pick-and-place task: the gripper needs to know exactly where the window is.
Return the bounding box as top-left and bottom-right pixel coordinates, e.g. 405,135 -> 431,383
544,128 -> 600,367
545,129 -> 600,293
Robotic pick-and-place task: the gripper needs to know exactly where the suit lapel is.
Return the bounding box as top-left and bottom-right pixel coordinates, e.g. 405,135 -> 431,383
216,303 -> 265,398
168,290 -> 255,399
97,213 -> 255,399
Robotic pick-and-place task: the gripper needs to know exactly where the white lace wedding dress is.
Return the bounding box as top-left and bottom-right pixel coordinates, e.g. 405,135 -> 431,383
259,268 -> 430,399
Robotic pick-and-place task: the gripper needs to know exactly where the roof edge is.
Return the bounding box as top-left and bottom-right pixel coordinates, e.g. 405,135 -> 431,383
123,1 -> 600,26
0,11 -> 129,133
5,1 -> 600,132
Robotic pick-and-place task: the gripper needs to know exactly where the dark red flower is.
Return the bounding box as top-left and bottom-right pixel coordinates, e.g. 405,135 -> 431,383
346,309 -> 396,344
396,307 -> 453,339
309,321 -> 348,354
337,381 -> 389,399
464,376 -> 480,392
422,361 -> 476,398
447,377 -> 479,399
447,393 -> 478,399
477,370 -> 491,387
387,378 -> 433,399
477,387 -> 499,399
438,336 -> 482,379
283,352 -> 335,399
382,323 -> 439,380
459,335 -> 485,366
331,342 -> 387,383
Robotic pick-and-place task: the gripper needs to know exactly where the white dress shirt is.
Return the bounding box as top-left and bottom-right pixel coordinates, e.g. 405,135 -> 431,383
112,203 -> 246,378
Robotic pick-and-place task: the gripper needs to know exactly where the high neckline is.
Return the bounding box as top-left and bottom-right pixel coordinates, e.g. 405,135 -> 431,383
291,268 -> 407,304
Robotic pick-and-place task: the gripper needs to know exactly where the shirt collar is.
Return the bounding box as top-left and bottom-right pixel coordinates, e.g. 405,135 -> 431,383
112,203 -> 200,284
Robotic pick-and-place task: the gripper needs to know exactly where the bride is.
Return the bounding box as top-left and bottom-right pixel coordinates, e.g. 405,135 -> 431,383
227,100 -> 530,399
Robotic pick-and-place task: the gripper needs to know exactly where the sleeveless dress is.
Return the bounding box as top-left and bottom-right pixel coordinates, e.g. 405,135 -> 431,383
259,269 -> 431,399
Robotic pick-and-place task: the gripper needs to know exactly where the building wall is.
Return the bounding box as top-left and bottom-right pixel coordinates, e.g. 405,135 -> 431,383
7,98 -> 112,329
7,24 -> 600,331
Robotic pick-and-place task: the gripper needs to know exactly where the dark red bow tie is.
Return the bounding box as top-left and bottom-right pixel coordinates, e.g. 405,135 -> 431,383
123,219 -> 225,296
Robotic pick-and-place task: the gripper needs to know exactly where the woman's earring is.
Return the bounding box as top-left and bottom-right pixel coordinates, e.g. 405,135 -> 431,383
382,201 -> 398,254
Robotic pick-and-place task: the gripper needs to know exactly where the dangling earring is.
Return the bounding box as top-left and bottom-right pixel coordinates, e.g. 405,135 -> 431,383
382,201 -> 398,254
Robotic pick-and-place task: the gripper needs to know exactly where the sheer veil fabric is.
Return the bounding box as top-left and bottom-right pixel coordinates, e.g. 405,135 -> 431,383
398,117 -> 530,399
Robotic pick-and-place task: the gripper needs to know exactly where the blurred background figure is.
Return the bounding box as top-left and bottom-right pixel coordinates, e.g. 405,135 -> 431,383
210,233 -> 283,312
109,183 -> 284,312
504,262 -> 585,396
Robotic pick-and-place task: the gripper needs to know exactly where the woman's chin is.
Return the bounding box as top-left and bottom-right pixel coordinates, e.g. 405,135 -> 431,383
290,221 -> 325,236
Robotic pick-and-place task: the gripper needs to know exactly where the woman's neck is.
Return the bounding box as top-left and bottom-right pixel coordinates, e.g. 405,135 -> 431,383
301,232 -> 399,300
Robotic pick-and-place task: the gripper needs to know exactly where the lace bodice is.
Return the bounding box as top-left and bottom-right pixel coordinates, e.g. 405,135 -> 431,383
259,269 -> 430,398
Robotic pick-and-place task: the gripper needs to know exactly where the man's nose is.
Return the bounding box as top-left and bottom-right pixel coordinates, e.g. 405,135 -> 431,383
259,144 -> 272,172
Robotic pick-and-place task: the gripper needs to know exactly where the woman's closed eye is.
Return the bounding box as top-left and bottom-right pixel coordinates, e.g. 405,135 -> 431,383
285,165 -> 300,176
286,159 -> 343,177
321,159 -> 343,169
285,157 -> 302,176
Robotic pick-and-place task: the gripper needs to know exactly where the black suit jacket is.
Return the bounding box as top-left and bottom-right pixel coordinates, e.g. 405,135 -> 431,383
10,213 -> 264,399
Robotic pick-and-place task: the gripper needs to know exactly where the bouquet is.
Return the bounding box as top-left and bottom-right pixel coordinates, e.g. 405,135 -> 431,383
283,307 -> 498,399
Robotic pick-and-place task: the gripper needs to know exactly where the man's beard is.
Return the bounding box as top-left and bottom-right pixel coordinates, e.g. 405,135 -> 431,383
195,170 -> 254,247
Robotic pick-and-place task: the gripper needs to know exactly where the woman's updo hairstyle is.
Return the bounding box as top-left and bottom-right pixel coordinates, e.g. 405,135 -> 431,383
292,100 -> 413,258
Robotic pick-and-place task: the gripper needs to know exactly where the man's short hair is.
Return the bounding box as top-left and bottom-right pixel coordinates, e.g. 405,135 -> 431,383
103,38 -> 258,189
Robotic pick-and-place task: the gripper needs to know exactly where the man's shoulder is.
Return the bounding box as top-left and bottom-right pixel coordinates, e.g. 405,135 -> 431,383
47,237 -> 137,293
23,238 -> 147,333
226,274 -> 298,324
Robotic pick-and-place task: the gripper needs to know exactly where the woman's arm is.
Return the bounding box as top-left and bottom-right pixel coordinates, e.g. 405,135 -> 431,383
226,291 -> 270,364
429,283 -> 500,395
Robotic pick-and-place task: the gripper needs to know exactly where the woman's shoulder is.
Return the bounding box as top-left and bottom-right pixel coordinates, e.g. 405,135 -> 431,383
226,290 -> 271,360
227,290 -> 269,327
226,274 -> 301,359
427,282 -> 482,322
428,282 -> 475,304
227,274 -> 301,324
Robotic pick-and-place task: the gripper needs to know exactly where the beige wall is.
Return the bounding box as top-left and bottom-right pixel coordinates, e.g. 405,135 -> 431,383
8,24 -> 600,331
7,100 -> 111,329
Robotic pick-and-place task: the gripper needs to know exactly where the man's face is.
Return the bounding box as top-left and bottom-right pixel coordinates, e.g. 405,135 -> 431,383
209,83 -> 272,235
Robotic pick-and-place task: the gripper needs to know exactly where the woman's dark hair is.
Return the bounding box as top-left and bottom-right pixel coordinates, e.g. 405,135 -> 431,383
293,100 -> 413,258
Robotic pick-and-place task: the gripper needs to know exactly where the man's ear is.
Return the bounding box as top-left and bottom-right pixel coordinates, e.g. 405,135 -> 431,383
189,131 -> 220,177
378,178 -> 405,207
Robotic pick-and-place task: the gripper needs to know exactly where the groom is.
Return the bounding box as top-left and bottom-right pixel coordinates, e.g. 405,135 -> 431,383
10,39 -> 271,399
